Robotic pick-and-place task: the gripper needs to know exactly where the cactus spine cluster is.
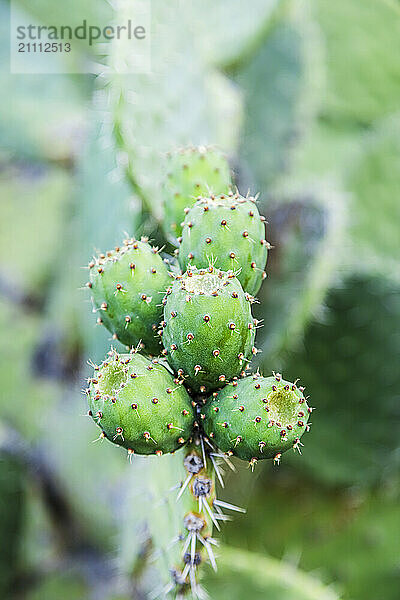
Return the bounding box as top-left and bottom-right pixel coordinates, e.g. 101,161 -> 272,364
83,145 -> 312,598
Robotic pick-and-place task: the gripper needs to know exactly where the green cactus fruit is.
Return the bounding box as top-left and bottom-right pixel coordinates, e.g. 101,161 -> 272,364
162,146 -> 233,240
87,238 -> 171,355
178,192 -> 269,296
202,372 -> 310,464
161,266 -> 256,393
86,349 -> 195,455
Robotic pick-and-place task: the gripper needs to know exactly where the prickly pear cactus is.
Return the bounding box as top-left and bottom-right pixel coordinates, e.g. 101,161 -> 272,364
203,372 -> 311,465
162,147 -> 233,241
178,191 -> 269,295
83,147 -> 313,597
87,238 -> 171,355
161,266 -> 256,393
86,349 -> 195,456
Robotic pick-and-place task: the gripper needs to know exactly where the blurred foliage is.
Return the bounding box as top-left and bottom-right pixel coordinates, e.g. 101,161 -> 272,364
256,186 -> 346,366
0,164 -> 72,294
205,544 -> 339,600
16,0 -> 111,30
0,2 -> 85,163
107,0 -> 242,221
291,0 -> 400,180
346,117 -> 400,282
0,299 -> 58,440
224,471 -> 400,600
0,71 -> 85,163
1,0 -> 400,598
284,274 -> 400,487
25,572 -> 89,600
190,0 -> 281,69
236,0 -> 322,189
315,0 -> 400,125
0,452 -> 24,598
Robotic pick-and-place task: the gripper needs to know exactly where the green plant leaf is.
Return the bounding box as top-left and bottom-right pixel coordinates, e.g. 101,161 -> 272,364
187,0 -> 281,69
0,4 -> 86,163
314,0 -> 400,125
345,116 -> 400,283
0,163 -> 72,295
223,471 -> 400,600
206,545 -> 339,600
235,0 -> 323,190
257,183 -> 346,367
284,274 -> 400,487
118,455 -> 187,590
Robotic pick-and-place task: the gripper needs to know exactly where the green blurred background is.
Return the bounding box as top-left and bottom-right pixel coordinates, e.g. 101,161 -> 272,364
1,0 -> 399,598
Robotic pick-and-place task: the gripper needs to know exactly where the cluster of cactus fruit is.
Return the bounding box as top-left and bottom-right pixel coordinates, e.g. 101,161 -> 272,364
84,146 -> 312,598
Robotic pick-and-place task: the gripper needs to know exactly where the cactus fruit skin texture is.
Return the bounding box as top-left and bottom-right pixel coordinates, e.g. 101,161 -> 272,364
161,267 -> 256,393
162,147 -> 233,240
203,373 -> 310,463
87,349 -> 195,455
88,239 -> 171,355
179,192 -> 269,296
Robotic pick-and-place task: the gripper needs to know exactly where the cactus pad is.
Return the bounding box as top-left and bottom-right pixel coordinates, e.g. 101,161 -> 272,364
87,238 -> 171,354
161,266 -> 256,393
87,349 -> 195,455
178,192 -> 269,295
162,146 -> 232,240
203,373 -> 310,463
